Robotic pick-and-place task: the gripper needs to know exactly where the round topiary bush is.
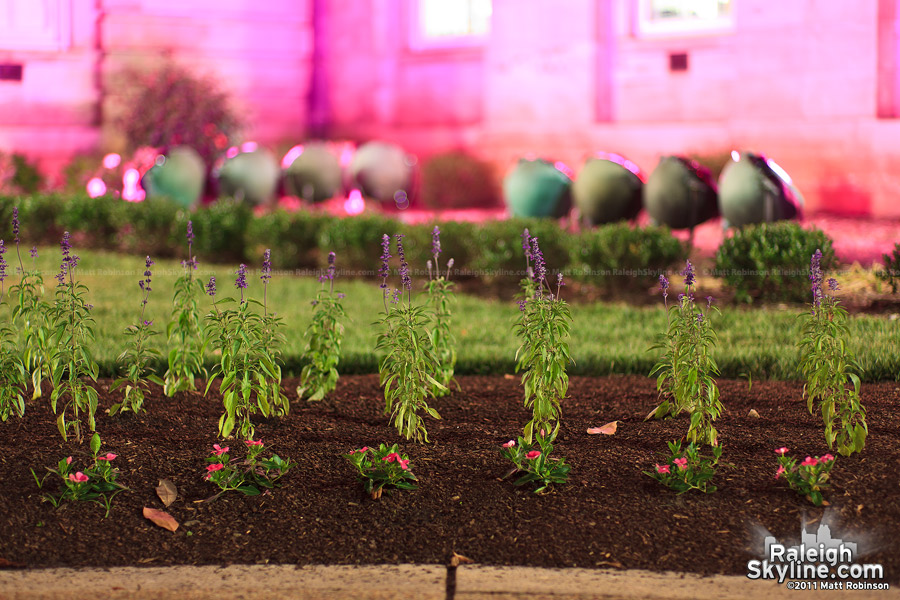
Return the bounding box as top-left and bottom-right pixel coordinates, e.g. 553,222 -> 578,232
715,221 -> 838,303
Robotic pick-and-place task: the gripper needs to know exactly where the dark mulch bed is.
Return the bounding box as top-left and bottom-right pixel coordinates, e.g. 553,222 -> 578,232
1,375 -> 898,581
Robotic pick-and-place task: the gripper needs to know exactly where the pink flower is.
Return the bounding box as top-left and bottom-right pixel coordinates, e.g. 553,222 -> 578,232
348,450 -> 356,455
382,453 -> 400,463
673,457 -> 688,470
212,444 -> 229,455
655,464 -> 670,474
245,440 -> 263,446
801,456 -> 818,467
359,447 -> 369,453
775,466 -> 786,479
525,450 -> 541,460
775,447 -> 789,456
66,456 -> 72,465
68,472 -> 88,483
206,463 -> 224,473
821,454 -> 835,463
399,459 -> 410,470
97,453 -> 117,461
502,440 -> 515,448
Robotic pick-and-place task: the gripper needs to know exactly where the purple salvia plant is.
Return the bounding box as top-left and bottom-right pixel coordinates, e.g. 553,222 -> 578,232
11,208 -> 18,245
261,249 -> 272,313
138,256 -> 153,322
184,221 -> 197,271
659,274 -> 669,306
206,276 -> 217,297
56,232 -> 72,285
522,228 -> 532,264
0,240 -> 7,294
827,278 -> 839,292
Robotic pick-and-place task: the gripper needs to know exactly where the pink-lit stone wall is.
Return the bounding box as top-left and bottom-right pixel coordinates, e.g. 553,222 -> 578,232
321,0 -> 900,218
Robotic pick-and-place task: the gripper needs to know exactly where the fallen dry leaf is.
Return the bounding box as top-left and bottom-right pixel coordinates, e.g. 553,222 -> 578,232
503,374 -> 515,380
748,409 -> 760,418
450,552 -> 474,567
587,421 -> 618,435
156,479 -> 177,507
143,507 -> 179,532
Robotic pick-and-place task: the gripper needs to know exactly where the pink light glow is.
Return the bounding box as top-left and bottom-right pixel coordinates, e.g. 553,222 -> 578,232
593,151 -> 645,181
122,168 -> 145,202
240,141 -> 258,153
281,144 -> 304,168
339,144 -> 354,168
344,189 -> 365,215
102,153 -> 121,169
553,161 -> 575,180
226,146 -> 239,159
86,177 -> 107,198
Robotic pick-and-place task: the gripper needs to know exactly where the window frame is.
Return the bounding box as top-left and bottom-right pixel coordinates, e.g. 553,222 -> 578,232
0,0 -> 71,52
633,0 -> 734,38
407,0 -> 491,52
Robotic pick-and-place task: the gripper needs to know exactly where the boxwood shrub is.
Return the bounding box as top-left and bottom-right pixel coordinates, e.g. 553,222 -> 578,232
715,222 -> 837,303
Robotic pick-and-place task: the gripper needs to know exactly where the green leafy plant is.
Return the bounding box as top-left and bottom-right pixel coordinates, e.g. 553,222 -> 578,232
343,443 -> 417,499
163,221 -> 206,396
31,433 -> 127,517
644,440 -> 723,494
110,256 -> 163,415
798,250 -> 867,456
203,439 -> 294,499
648,262 -> 722,447
514,231 -> 573,444
774,447 -> 834,506
425,226 -> 457,395
715,222 -> 837,303
8,208 -> 52,400
0,238 -> 26,420
876,242 -> 900,294
205,257 -> 289,440
47,232 -> 100,442
500,431 -> 570,494
375,234 -> 444,443
297,251 -> 346,401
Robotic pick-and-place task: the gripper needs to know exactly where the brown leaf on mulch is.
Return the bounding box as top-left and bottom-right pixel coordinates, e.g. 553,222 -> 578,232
142,507 -> 179,532
155,479 -> 177,507
587,421 -> 618,435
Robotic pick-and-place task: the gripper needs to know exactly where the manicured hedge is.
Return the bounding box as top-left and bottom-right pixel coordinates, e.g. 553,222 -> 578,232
0,194 -> 688,292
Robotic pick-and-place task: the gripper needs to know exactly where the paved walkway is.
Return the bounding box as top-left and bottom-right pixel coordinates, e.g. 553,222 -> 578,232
0,565 -> 896,600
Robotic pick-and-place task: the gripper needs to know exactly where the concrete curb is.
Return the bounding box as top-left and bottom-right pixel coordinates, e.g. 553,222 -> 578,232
0,565 -> 895,600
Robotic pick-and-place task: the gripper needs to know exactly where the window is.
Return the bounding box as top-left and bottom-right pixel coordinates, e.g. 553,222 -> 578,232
409,0 -> 491,50
0,0 -> 70,51
634,0 -> 733,36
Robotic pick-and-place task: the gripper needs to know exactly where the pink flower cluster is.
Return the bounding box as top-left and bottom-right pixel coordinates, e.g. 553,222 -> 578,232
673,457 -> 688,470
525,450 -> 541,460
349,446 -> 370,455
206,463 -> 224,479
212,444 -> 229,456
96,453 -> 117,461
382,452 -> 410,470
246,440 -> 263,446
68,472 -> 89,483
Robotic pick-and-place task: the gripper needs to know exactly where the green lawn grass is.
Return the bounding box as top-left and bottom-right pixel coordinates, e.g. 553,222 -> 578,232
8,248 -> 899,381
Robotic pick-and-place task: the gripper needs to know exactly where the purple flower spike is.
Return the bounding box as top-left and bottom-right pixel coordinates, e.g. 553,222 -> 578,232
681,260 -> 695,287
432,226 -> 441,259
186,221 -> 194,245
706,295 -> 714,308
0,240 -> 7,283
235,264 -> 248,290
810,249 -> 823,306
206,276 -> 217,296
557,272 -> 565,287
12,208 -> 19,244
827,278 -> 839,292
261,249 -> 272,283
143,320 -> 153,327
447,258 -> 454,270
326,251 -> 336,281
530,237 -> 546,285
659,274 -> 669,297
396,234 -> 411,290
337,292 -> 346,300
391,288 -> 402,304
30,246 -> 37,259
379,234 -> 391,288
